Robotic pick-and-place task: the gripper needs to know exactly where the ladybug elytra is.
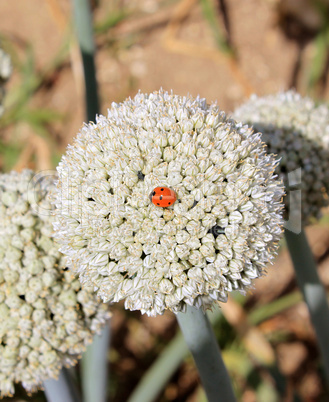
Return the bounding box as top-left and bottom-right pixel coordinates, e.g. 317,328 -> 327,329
150,187 -> 177,207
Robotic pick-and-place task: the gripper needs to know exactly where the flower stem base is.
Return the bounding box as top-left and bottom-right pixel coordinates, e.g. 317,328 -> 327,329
285,229 -> 329,385
43,368 -> 80,402
176,305 -> 236,402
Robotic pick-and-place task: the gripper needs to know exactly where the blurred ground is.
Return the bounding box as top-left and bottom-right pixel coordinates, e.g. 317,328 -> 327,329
1,0 -> 321,164
2,0 -> 329,401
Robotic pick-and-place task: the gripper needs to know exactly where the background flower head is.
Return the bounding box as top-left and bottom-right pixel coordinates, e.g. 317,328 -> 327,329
233,90 -> 329,225
0,170 -> 110,397
53,90 -> 284,317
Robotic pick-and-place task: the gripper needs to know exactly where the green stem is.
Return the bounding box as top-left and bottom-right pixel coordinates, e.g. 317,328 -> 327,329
249,291 -> 302,325
129,289 -> 304,402
81,324 -> 111,402
200,0 -> 233,56
127,330 -> 187,402
128,309 -> 222,402
71,2 -> 110,401
72,0 -> 100,122
176,306 -> 236,402
43,368 -> 80,402
129,285 -> 313,402
285,229 -> 329,384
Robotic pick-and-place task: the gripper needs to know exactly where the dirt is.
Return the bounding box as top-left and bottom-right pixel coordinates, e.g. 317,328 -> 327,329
2,0 -> 319,151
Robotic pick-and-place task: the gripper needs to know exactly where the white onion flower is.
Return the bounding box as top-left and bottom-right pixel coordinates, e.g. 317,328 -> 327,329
53,90 -> 284,317
0,170 -> 110,397
233,90 -> 329,225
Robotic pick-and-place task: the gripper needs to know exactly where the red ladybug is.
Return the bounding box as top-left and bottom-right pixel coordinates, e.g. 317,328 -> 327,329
150,187 -> 177,207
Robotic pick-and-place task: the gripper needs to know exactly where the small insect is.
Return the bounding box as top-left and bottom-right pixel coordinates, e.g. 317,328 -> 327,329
150,187 -> 177,207
137,171 -> 145,181
209,225 -> 225,238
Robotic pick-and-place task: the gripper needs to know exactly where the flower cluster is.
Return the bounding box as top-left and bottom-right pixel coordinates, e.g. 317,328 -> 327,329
233,90 -> 329,225
0,48 -> 12,117
53,90 -> 284,317
0,170 -> 110,397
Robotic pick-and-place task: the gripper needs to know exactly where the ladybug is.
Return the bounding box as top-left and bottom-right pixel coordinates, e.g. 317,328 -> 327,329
150,187 -> 177,207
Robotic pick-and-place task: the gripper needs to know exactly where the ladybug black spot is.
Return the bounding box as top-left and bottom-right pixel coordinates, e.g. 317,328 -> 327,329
168,202 -> 171,205
152,191 -> 156,196
160,195 -> 163,200
157,203 -> 160,205
161,188 -> 164,191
